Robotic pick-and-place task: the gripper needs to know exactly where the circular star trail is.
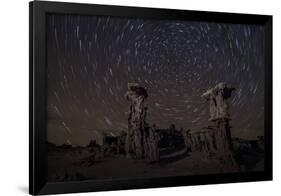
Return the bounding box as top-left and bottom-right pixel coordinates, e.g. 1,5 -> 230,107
47,14 -> 265,146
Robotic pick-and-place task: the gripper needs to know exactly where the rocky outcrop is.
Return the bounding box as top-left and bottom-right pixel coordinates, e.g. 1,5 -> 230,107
124,83 -> 149,159
184,121 -> 233,153
183,83 -> 240,171
201,82 -> 235,121
124,83 -> 160,161
144,126 -> 160,162
183,83 -> 235,153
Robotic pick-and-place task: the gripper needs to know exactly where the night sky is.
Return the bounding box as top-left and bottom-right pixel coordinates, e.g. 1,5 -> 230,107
47,14 -> 265,146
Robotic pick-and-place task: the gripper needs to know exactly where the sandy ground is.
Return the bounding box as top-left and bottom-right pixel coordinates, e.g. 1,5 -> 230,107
47,149 -> 243,182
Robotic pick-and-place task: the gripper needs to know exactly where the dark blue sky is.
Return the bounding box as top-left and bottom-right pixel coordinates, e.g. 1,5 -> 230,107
47,14 -> 265,146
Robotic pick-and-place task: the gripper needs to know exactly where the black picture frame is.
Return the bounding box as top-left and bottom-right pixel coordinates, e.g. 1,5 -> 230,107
29,1 -> 273,195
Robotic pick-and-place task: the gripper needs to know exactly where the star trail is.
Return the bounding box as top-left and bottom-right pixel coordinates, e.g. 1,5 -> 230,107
47,14 -> 265,146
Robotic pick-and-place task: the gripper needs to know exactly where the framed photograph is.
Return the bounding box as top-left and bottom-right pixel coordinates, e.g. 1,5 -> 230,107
29,1 -> 272,195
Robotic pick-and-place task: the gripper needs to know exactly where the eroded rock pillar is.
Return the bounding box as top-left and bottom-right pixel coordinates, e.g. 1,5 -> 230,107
125,83 -> 148,159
